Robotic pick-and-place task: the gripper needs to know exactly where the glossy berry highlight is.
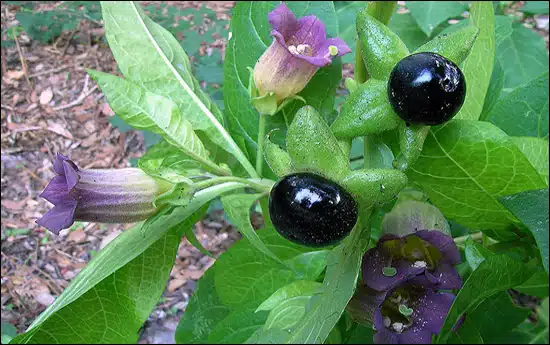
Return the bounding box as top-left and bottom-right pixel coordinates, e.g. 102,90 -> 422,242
269,172 -> 358,247
388,52 -> 466,126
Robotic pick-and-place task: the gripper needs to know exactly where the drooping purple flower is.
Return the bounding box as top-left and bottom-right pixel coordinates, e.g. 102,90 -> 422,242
348,276 -> 455,344
362,229 -> 462,292
253,3 -> 351,104
36,154 -> 171,234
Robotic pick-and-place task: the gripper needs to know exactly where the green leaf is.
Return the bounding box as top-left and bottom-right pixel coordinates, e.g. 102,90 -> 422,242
363,135 -> 395,169
487,71 -> 549,139
336,1 -> 367,64
344,323 -> 374,344
500,189 -> 549,272
494,15 -> 549,92
447,292 -> 531,344
264,135 -> 294,177
175,266 -> 231,343
1,322 -> 17,344
406,1 -> 467,36
413,26 -> 478,65
464,237 -> 494,271
436,254 -> 536,343
214,228 -> 322,310
480,59 -> 505,118
224,1 -> 341,178
381,200 -> 451,237
258,281 -> 323,331
511,136 -> 549,185
408,120 -> 546,235
257,280 -> 323,312
341,168 -> 408,208
11,212 -> 204,343
388,11 -> 428,51
331,79 -> 401,139
521,1 -> 549,15
275,210 -> 371,344
515,270 -> 549,298
138,139 -> 202,184
221,193 -> 286,266
88,70 -> 229,176
100,1 -> 256,177
286,106 -> 350,182
454,1 -> 496,120
208,309 -> 268,344
285,250 -> 331,282
356,10 -> 409,80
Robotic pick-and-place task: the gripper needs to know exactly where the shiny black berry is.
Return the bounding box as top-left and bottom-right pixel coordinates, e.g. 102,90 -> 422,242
388,52 -> 466,126
269,172 -> 358,247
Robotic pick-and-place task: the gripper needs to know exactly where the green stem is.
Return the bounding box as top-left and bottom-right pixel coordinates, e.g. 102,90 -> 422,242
259,197 -> 273,230
194,176 -> 273,193
453,232 -> 483,244
354,39 -> 368,83
256,114 -> 267,177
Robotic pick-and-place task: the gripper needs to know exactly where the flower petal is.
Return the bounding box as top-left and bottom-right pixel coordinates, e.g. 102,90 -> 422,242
374,310 -> 400,344
268,3 -> 298,41
413,290 -> 455,334
63,160 -> 80,192
425,262 -> 463,290
363,246 -> 425,291
291,15 -> 327,53
398,328 -> 434,344
415,230 -> 461,265
322,37 -> 352,57
53,153 -> 69,175
39,175 -> 69,204
35,198 -> 77,235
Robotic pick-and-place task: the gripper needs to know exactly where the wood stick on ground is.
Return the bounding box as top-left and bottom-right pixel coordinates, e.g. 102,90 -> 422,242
13,28 -> 32,91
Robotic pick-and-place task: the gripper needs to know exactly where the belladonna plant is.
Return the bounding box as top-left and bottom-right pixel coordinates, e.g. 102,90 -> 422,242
250,2 -> 351,115
36,153 -> 172,234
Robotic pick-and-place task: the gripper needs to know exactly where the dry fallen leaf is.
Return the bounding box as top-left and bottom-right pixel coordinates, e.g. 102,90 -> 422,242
5,70 -> 25,80
167,278 -> 187,293
67,229 -> 87,244
35,292 -> 55,306
46,120 -> 74,139
39,88 -> 54,105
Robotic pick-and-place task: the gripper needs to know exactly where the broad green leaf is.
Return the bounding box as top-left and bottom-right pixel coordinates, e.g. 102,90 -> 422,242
214,228 -> 322,310
511,137 -> 549,185
284,250 -> 331,282
413,26 -> 478,65
336,1 -> 367,63
487,71 -> 549,139
88,70 -> 229,176
464,237 -> 494,271
345,324 -> 375,344
221,193 -> 285,265
408,120 -> 546,235
500,189 -> 549,272
331,79 -> 401,139
224,2 -> 341,178
406,1 -> 467,36
521,1 -> 550,15
208,309 -> 268,344
480,59 -> 505,118
388,11 -> 428,51
494,15 -> 549,92
175,267 -> 231,344
138,140 -> 202,184
12,212 -> 203,343
515,270 -> 549,298
264,136 -> 294,177
436,254 -> 536,343
455,1 -> 496,120
447,291 -> 531,344
356,10 -> 409,80
100,1 -> 256,177
259,281 -> 323,331
1,322 -> 17,344
287,106 -> 350,182
257,281 -> 323,312
276,210 -> 371,344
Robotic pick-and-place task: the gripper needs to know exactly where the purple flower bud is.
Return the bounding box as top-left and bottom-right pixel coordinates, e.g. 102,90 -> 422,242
362,230 -> 462,292
253,3 -> 351,103
348,276 -> 455,344
36,154 -> 171,235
